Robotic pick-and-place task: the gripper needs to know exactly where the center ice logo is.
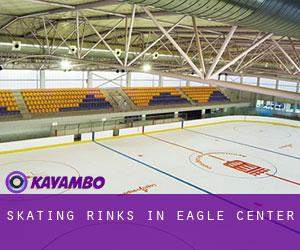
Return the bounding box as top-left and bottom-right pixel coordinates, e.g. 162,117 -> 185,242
5,171 -> 105,193
189,151 -> 277,179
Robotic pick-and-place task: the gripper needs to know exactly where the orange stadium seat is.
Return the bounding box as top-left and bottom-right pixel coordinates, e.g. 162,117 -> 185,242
21,88 -> 112,114
123,87 -> 190,107
180,87 -> 229,103
0,90 -> 20,117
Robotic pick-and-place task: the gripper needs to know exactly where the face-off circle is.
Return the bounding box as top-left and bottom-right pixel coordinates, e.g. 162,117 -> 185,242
189,151 -> 277,179
6,171 -> 28,193
232,123 -> 292,139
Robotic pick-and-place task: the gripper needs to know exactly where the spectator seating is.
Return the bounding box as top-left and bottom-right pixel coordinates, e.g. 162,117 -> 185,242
0,87 -> 229,117
180,87 -> 228,103
0,90 -> 20,117
123,87 -> 189,107
22,88 -> 112,113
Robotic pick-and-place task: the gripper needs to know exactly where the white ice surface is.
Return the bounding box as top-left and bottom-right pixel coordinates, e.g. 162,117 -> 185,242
0,121 -> 299,194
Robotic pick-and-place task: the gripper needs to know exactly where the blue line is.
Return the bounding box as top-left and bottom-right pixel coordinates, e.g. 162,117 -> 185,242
185,128 -> 300,161
93,140 -> 300,235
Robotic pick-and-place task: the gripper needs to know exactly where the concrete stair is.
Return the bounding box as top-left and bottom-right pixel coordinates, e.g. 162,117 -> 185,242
100,88 -> 121,112
176,88 -> 196,105
103,88 -> 137,112
12,90 -> 32,119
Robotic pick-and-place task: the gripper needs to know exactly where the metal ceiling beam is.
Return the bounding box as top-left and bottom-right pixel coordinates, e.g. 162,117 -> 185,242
22,11 -> 173,38
211,33 -> 274,79
206,26 -> 237,79
272,38 -> 300,73
84,16 -> 124,66
128,16 -> 185,67
144,7 -> 204,79
23,0 -> 75,9
0,2 -> 298,80
0,13 -> 18,18
124,0 -> 300,39
22,0 -> 122,18
192,17 -> 206,75
0,17 -> 19,32
124,4 -> 136,66
288,37 -> 300,64
236,37 -> 286,72
270,50 -> 292,75
81,19 -> 124,59
234,32 -> 262,73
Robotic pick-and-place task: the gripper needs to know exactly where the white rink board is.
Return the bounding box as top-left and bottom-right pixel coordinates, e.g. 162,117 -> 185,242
0,135 -> 74,152
81,133 -> 93,141
94,130 -> 113,139
119,127 -> 143,136
144,122 -> 182,133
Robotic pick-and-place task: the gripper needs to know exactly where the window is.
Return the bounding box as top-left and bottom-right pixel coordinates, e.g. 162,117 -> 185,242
190,82 -> 209,86
131,72 -> 159,87
243,76 -> 257,86
259,78 -> 276,89
0,70 -> 38,89
163,77 -> 186,87
45,70 -> 85,88
278,80 -> 297,92
227,75 -> 241,83
92,71 -> 127,88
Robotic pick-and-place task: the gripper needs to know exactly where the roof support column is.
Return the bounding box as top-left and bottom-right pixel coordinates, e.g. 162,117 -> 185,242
126,72 -> 132,87
40,69 -> 46,89
275,79 -> 279,90
87,71 -> 93,88
159,74 -> 163,87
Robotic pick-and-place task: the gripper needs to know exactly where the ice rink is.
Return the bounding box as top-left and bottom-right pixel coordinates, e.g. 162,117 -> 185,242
1,119 -> 300,194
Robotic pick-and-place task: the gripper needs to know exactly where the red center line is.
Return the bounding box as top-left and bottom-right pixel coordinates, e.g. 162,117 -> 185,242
265,173 -> 300,186
144,134 -> 225,161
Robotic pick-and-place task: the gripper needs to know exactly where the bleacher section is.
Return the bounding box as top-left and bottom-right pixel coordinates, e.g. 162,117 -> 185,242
123,87 -> 189,107
0,90 -> 20,117
0,87 -> 230,118
181,87 -> 228,103
21,88 -> 112,114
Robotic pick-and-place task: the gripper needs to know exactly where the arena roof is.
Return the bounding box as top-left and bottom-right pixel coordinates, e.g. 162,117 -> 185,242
0,0 -> 300,86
